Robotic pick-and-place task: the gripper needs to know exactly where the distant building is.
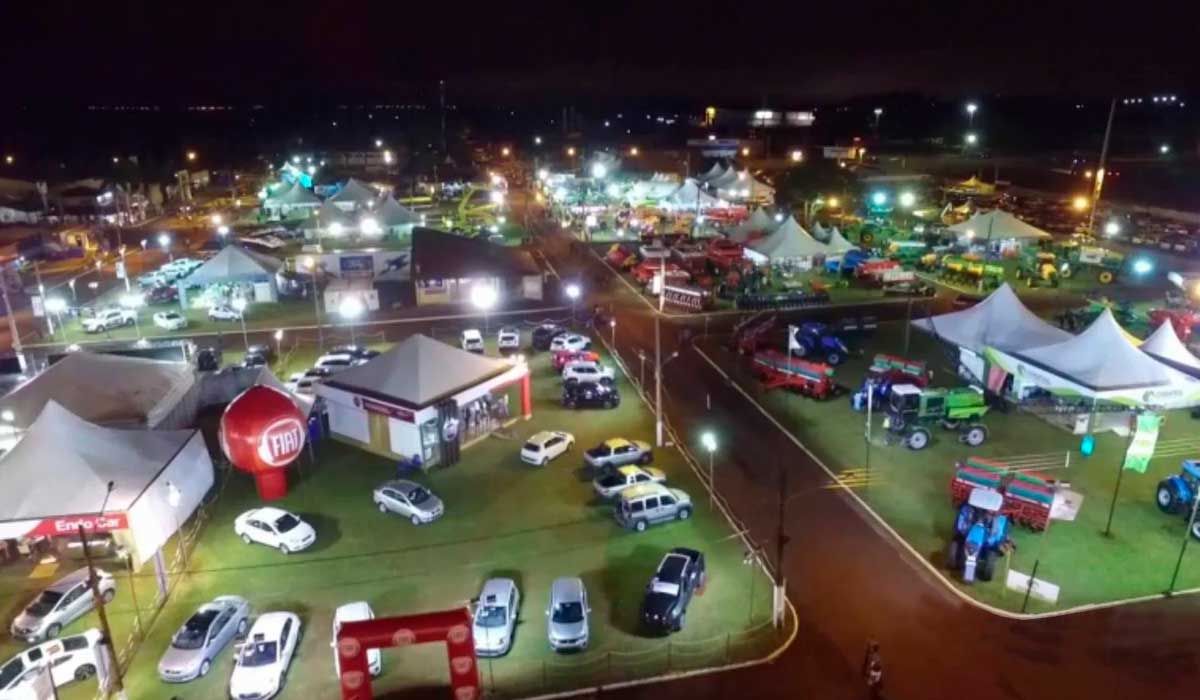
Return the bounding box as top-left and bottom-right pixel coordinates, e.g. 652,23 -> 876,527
410,228 -> 542,306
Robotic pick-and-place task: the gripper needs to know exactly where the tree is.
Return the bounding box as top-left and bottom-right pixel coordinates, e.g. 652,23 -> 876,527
773,160 -> 858,209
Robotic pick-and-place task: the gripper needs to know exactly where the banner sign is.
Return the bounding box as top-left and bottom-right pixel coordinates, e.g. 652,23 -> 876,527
1123,412 -> 1162,473
355,396 -> 415,423
0,512 -> 129,541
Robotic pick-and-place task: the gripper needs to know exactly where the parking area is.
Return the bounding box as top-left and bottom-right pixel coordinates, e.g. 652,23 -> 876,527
6,329 -> 782,699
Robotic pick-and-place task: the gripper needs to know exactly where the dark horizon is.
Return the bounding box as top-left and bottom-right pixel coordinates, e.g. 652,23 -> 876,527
4,2 -> 1199,104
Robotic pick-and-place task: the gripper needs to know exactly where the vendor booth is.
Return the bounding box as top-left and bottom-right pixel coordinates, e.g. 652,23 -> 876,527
912,283 -> 1071,383
984,310 -> 1200,431
745,215 -> 828,269
317,335 -> 532,468
263,183 -> 321,220
375,195 -> 420,236
0,401 -> 214,573
1141,322 -> 1200,378
177,245 -> 282,309
662,179 -> 730,212
948,209 -> 1050,254
328,178 -> 380,213
0,352 -> 197,436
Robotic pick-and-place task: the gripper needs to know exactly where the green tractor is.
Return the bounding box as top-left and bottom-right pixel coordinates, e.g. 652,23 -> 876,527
1057,243 -> 1124,285
883,384 -> 990,450
1015,250 -> 1060,288
886,240 -> 928,265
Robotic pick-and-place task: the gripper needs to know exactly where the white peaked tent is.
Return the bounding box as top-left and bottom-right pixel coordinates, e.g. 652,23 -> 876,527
912,283 -> 1070,354
1141,322 -> 1200,376
268,183 -> 320,208
731,208 -> 776,242
663,179 -> 728,211
824,228 -> 858,257
747,215 -> 829,266
0,401 -> 214,568
709,168 -> 741,190
329,178 -> 379,211
697,162 -> 728,182
376,195 -> 420,233
631,178 -> 681,202
948,209 -> 1050,243
986,309 -> 1200,409
811,221 -> 831,243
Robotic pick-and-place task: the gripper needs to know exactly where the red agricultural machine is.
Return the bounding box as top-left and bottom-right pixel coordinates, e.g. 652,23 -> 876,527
750,350 -> 842,400
707,238 -> 746,271
950,457 -> 1055,531
731,312 -> 777,355
1149,308 -> 1200,343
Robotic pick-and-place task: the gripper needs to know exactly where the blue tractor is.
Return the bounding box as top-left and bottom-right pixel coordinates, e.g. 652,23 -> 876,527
946,488 -> 1011,583
787,323 -> 849,365
1156,460 -> 1200,540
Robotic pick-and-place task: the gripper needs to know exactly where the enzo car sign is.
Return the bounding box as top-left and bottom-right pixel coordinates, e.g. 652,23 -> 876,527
28,513 -> 129,537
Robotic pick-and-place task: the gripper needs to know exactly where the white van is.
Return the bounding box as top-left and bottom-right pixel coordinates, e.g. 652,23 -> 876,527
461,329 -> 484,353
331,602 -> 381,678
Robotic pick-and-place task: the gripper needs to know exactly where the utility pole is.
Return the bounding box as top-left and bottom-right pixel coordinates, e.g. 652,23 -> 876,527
82,481 -> 127,700
655,255 -> 665,447
1086,98 -> 1117,237
773,463 -> 789,627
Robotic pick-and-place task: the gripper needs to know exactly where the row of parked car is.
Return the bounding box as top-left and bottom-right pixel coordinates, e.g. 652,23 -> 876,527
284,345 -> 380,394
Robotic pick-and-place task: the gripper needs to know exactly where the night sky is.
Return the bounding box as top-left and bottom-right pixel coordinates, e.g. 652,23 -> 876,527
2,2 -> 1198,104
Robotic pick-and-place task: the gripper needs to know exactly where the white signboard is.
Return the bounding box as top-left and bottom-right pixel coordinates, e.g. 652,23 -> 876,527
1006,569 -> 1060,604
30,294 -> 44,318
115,261 -> 126,280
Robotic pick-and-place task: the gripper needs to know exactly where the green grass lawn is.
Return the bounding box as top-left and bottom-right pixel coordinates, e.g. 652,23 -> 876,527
30,331 -> 775,700
703,321 -> 1200,614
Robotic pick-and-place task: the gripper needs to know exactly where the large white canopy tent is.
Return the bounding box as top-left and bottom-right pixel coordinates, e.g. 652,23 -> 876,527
948,209 -> 1051,245
985,309 -> 1200,413
263,183 -> 321,220
730,207 -> 776,243
662,179 -> 729,211
911,283 -> 1071,382
328,178 -> 380,212
375,195 -> 421,235
0,401 -> 214,570
697,162 -> 728,182
745,215 -> 828,268
0,352 -> 197,432
1140,321 -> 1200,377
178,244 -> 282,307
823,227 -> 858,259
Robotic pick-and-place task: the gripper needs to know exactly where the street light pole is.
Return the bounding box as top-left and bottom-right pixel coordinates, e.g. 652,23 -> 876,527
81,481 -> 128,700
1086,98 -> 1117,237
1167,487 -> 1200,594
655,313 -> 663,447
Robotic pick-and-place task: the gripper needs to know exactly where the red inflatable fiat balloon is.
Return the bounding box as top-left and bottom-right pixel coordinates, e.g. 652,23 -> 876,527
220,385 -> 307,501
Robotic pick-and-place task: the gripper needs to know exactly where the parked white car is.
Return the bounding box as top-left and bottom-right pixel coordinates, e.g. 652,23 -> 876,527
0,628 -> 102,697
473,578 -> 520,657
82,308 -> 135,333
461,329 -> 484,353
153,311 -> 188,331
497,327 -> 521,351
208,305 -> 243,322
562,361 -> 615,385
550,334 -> 591,353
228,612 -> 300,700
314,353 -> 361,372
331,602 -> 381,679
520,431 -> 575,466
234,508 -> 315,554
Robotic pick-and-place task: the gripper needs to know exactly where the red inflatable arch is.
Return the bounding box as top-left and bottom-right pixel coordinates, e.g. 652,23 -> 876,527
336,607 -> 480,700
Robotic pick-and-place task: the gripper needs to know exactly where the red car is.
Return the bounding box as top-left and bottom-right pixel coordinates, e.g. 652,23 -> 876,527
553,349 -> 601,373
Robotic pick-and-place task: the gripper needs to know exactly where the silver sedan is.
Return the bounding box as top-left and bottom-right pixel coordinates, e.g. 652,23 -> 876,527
373,480 -> 445,525
157,595 -> 250,682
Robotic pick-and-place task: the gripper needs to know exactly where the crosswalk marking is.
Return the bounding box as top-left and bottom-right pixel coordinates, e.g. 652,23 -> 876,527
827,468 -> 883,489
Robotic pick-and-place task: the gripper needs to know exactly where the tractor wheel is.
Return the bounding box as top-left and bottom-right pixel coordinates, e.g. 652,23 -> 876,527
1191,519 -> 1200,542
906,428 -> 931,450
945,540 -> 962,570
1014,268 -> 1023,279
1098,270 -> 1115,285
963,424 -> 988,447
978,551 -> 997,582
861,231 -> 876,246
1025,276 -> 1034,288
826,351 -> 843,365
1060,266 -> 1074,279
1156,482 -> 1177,514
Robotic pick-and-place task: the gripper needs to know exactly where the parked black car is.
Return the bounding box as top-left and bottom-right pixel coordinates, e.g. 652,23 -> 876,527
242,353 -> 268,369
562,382 -> 620,409
640,548 -> 706,634
246,343 -> 275,361
532,324 -> 569,351
195,347 -> 220,372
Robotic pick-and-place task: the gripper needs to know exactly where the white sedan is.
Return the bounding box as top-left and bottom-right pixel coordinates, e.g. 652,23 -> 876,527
520,431 -> 575,466
208,305 -> 243,321
229,612 -> 300,700
153,311 -> 188,331
234,508 -> 315,554
550,334 -> 591,353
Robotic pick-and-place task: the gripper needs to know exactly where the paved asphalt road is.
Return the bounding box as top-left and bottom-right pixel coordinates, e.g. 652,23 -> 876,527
517,193 -> 1200,700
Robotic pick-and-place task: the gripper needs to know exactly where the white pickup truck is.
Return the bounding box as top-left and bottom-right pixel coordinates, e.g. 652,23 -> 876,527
82,308 -> 136,333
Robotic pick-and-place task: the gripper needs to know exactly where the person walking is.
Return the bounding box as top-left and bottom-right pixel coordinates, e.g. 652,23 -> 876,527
862,640 -> 884,699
